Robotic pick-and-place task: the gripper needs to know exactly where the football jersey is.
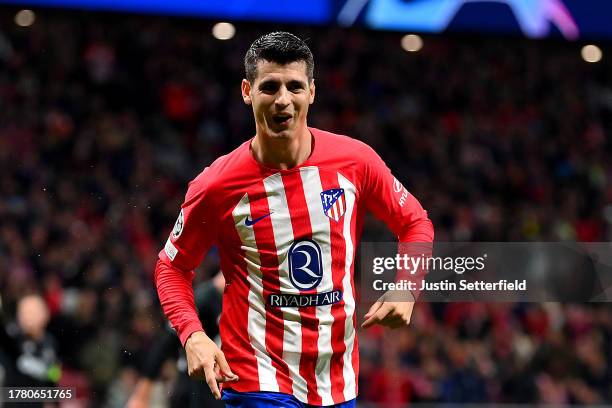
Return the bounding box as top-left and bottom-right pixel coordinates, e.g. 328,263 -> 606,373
155,127 -> 434,405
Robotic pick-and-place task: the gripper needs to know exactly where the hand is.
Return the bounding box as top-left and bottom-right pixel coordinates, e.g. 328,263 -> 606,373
185,331 -> 239,399
361,292 -> 415,329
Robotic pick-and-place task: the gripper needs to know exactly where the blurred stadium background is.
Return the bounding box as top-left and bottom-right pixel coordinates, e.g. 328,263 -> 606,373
1,0 -> 612,406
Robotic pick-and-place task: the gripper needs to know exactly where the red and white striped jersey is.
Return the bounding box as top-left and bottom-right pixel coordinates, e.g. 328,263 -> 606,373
155,128 -> 434,405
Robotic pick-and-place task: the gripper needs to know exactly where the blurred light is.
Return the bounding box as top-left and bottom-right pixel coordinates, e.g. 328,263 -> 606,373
581,44 -> 602,63
401,34 -> 423,52
212,22 -> 235,40
15,9 -> 35,27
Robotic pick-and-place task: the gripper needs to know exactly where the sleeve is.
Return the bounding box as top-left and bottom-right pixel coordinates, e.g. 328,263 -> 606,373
361,145 -> 434,299
361,146 -> 433,243
155,170 -> 216,346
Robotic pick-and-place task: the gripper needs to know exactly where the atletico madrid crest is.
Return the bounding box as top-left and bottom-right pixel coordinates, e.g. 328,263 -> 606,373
320,188 -> 346,222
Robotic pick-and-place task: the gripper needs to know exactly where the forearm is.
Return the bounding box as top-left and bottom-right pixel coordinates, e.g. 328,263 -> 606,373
397,216 -> 434,300
154,259 -> 203,347
397,216 -> 434,243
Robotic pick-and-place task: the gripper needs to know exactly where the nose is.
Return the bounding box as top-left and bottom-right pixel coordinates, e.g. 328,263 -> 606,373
274,86 -> 290,108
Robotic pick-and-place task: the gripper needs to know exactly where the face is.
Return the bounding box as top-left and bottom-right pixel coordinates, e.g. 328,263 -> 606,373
17,295 -> 49,337
242,60 -> 315,140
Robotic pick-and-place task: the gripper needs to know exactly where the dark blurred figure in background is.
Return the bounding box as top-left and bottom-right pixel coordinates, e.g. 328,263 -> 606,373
0,294 -> 61,406
126,272 -> 224,408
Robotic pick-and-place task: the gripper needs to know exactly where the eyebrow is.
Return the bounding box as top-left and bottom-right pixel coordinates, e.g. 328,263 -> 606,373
258,78 -> 307,88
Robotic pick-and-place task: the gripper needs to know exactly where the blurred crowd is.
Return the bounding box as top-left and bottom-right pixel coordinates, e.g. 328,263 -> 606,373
1,9 -> 612,406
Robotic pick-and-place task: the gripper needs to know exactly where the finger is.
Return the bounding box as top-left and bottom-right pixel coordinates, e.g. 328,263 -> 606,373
217,375 -> 240,383
362,304 -> 393,328
213,365 -> 239,383
214,372 -> 237,382
216,352 -> 239,380
204,366 -> 221,400
373,303 -> 393,320
364,300 -> 384,319
361,314 -> 378,328
214,364 -> 224,382
362,309 -> 385,328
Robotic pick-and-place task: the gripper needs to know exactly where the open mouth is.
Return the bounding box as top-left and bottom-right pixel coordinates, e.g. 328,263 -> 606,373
272,114 -> 292,125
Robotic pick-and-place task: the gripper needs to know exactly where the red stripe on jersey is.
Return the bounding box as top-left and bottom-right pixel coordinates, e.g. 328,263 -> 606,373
319,171 -> 348,403
281,172 -> 322,405
219,227 -> 260,390
249,184 -> 293,394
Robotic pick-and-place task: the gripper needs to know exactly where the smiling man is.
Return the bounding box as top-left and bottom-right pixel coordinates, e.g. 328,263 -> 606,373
155,32 -> 434,407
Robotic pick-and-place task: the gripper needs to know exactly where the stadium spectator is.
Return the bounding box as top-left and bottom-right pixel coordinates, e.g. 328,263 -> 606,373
0,294 -> 61,401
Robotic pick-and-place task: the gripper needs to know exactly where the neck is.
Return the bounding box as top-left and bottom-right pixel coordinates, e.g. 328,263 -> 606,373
251,127 -> 312,170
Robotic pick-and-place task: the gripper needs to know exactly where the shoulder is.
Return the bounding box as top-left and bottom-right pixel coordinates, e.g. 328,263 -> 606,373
187,140 -> 252,194
310,127 -> 380,163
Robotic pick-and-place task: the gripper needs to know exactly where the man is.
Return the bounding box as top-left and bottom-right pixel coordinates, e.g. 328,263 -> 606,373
0,294 -> 61,408
155,31 -> 434,407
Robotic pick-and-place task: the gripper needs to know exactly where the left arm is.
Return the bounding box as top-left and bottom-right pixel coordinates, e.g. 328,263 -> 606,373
358,144 -> 434,328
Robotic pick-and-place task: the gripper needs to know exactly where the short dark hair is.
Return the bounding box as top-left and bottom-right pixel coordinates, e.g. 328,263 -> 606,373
244,31 -> 314,83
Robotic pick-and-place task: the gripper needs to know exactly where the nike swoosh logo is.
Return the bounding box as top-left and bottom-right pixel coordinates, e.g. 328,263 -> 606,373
245,212 -> 272,227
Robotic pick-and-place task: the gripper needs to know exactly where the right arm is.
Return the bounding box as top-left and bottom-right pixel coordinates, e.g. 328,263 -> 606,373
155,260 -> 202,347
154,171 -> 237,399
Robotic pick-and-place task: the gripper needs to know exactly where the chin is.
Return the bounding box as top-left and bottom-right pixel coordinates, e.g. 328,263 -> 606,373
268,128 -> 294,139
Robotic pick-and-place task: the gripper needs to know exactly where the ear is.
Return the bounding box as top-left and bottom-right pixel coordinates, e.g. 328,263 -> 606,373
241,79 -> 252,105
309,79 -> 316,105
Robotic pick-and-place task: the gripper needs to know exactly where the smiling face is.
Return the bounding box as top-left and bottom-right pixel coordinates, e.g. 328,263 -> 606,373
242,60 -> 315,141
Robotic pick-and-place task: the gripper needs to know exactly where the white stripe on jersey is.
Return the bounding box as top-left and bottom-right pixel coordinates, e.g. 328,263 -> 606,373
263,173 -> 309,402
338,173 -> 357,401
300,167 -> 334,406
232,193 -> 280,392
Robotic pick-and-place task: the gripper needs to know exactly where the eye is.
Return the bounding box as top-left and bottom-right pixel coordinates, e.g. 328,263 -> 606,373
259,82 -> 278,94
288,82 -> 305,93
